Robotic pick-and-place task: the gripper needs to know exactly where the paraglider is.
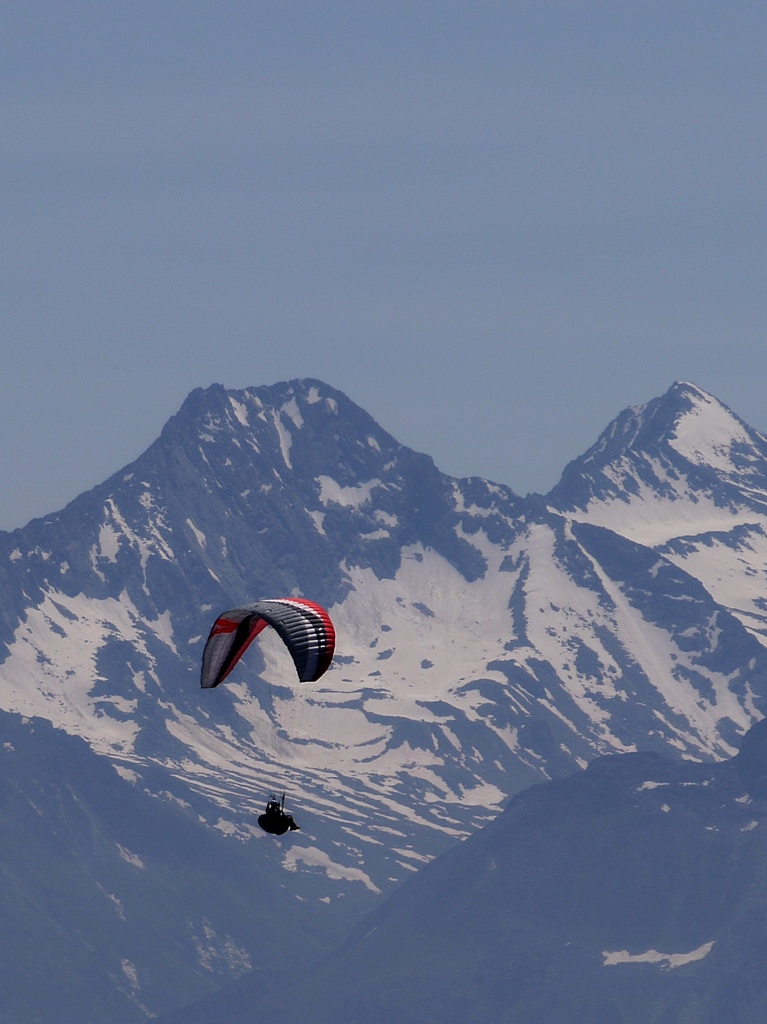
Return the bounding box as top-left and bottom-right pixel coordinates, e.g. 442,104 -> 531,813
258,793 -> 300,835
200,597 -> 336,836
200,597 -> 335,689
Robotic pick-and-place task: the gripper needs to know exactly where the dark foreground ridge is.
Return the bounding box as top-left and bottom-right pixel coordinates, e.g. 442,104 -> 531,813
161,718 -> 767,1024
0,710 -> 328,1024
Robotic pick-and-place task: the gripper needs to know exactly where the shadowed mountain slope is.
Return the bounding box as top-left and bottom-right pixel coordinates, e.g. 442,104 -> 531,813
165,718 -> 767,1024
0,710 -> 331,1023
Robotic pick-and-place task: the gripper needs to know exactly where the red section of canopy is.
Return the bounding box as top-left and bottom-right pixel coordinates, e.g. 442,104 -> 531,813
210,617 -> 240,636
217,616 -> 269,684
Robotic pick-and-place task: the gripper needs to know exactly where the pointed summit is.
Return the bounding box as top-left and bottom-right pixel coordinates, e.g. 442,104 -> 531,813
662,382 -> 767,475
548,382 -> 767,527
545,381 -> 767,646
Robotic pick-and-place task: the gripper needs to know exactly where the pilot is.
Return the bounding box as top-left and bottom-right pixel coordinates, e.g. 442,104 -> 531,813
258,794 -> 300,835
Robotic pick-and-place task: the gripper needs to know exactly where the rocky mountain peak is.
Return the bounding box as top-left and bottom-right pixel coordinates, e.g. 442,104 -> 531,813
546,382 -> 767,550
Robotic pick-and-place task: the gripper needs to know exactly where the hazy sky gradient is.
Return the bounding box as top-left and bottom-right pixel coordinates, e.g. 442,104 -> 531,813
2,2 -> 766,529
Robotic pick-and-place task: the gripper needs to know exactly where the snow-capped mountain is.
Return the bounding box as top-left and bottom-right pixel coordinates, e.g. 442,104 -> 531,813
1,378 -> 766,916
549,381 -> 767,644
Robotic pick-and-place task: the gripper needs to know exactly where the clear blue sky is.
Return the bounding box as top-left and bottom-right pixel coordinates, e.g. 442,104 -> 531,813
2,2 -> 766,529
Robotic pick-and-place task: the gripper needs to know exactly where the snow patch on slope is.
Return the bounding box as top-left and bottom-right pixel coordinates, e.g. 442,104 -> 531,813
670,389 -> 753,471
603,941 -> 715,969
564,479 -> 755,548
574,536 -> 750,756
0,589 -> 176,754
318,477 -> 381,508
282,846 -> 381,893
271,411 -> 293,468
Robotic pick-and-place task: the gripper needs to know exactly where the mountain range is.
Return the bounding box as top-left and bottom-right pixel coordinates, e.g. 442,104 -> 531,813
2,378 -> 767,1019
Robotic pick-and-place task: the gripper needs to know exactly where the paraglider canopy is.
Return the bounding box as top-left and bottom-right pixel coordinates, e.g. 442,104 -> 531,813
200,597 -> 335,689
